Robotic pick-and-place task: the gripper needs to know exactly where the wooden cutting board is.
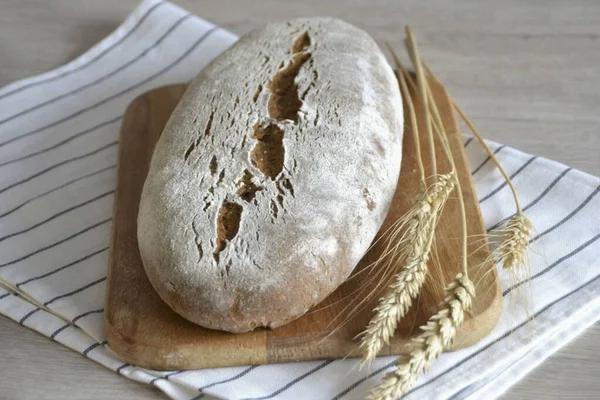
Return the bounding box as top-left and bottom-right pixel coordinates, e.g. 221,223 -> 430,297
104,79 -> 502,370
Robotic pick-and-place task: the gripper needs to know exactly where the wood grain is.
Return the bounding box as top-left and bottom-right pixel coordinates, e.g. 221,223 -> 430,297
104,78 -> 501,370
1,0 -> 599,398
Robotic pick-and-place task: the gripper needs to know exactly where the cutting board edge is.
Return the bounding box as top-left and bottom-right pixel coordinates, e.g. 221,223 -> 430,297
104,315 -> 270,370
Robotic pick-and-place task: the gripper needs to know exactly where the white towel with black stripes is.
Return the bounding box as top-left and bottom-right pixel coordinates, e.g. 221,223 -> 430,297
0,0 -> 598,399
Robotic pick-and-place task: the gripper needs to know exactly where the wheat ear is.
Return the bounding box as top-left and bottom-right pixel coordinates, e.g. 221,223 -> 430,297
367,273 -> 475,400
496,212 -> 533,271
359,173 -> 456,364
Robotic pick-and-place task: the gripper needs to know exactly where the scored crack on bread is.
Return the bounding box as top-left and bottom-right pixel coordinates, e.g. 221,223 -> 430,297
137,17 -> 404,333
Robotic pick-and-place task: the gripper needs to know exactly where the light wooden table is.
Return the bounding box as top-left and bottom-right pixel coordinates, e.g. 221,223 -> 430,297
0,1 -> 599,399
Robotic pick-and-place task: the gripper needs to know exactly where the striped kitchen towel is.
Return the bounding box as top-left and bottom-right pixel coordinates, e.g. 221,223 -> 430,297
0,0 -> 599,399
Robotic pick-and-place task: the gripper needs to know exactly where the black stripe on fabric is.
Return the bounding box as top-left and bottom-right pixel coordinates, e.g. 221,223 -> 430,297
0,165 -> 116,220
447,382 -> 474,400
0,14 -> 192,127
73,307 -> 104,323
0,141 -> 117,196
0,191 -> 113,243
487,167 -> 572,232
50,308 -> 104,339
16,247 -> 109,288
83,340 -> 108,356
43,276 -> 107,306
150,370 -> 183,384
116,363 -> 131,374
0,292 -> 12,300
164,371 -> 181,380
329,361 -> 394,400
0,25 -> 219,149
445,354 -> 516,400
0,1 -> 165,101
463,137 -> 474,148
504,233 -> 600,297
190,394 -> 204,400
470,145 -> 505,176
331,272 -> 600,400
0,117 -> 121,168
241,361 -> 334,400
49,323 -> 72,339
19,308 -> 41,325
479,156 -> 538,204
530,184 -> 600,244
402,272 -> 600,398
198,365 -> 259,391
0,218 -> 111,269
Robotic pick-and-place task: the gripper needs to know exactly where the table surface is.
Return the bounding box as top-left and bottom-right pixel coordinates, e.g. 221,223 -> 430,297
0,0 -> 599,399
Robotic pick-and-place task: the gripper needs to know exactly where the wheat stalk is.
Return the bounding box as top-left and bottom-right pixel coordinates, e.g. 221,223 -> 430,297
422,62 -> 534,280
0,277 -> 73,325
367,273 -> 475,400
405,26 -> 436,179
359,173 -> 455,364
387,45 -> 425,188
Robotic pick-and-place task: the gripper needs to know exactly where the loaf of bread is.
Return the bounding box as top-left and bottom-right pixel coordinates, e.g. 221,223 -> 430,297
138,17 -> 403,333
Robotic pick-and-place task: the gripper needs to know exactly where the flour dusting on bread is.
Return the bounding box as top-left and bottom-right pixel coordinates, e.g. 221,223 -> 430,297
138,17 -> 403,333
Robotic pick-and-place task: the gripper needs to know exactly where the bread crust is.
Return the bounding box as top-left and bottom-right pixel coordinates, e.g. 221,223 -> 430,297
138,17 -> 403,333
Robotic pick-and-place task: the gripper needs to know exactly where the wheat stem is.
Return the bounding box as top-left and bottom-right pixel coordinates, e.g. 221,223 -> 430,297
455,101 -> 521,212
386,43 -> 426,187
422,62 -> 521,213
0,277 -> 72,325
395,47 -> 470,278
422,62 -> 534,279
367,273 -> 475,400
405,26 -> 437,180
422,77 -> 469,276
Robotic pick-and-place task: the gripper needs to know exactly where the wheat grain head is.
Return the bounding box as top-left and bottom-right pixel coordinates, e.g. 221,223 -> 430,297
497,212 -> 532,271
366,273 -> 475,400
359,173 -> 456,365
